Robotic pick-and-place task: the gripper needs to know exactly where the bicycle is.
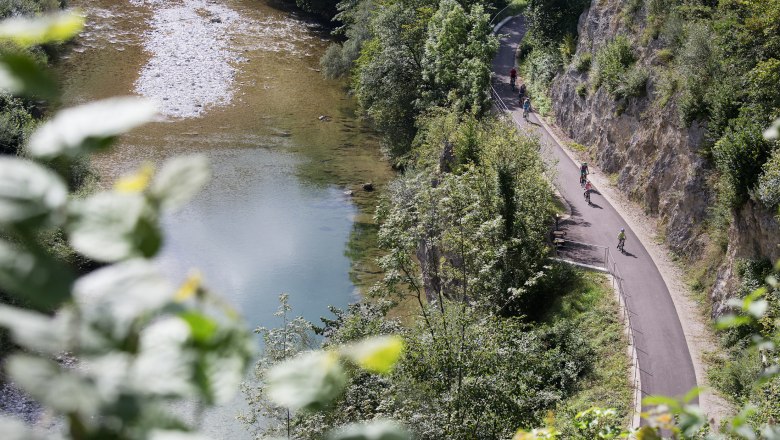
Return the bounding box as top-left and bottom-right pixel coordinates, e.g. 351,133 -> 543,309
584,189 -> 591,205
510,76 -> 516,91
522,106 -> 530,121
617,238 -> 625,253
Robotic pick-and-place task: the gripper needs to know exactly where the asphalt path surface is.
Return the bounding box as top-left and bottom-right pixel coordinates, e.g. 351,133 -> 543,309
492,16 -> 698,405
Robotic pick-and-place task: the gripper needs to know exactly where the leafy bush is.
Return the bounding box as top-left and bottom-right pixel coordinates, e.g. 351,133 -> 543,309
615,66 -> 648,99
574,52 -> 591,72
0,93 -> 34,155
757,147 -> 780,209
621,0 -> 644,26
676,22 -> 718,125
558,33 -> 575,64
712,113 -> 773,207
657,48 -> 673,64
576,83 -> 587,98
520,46 -> 560,114
0,0 -> 61,19
593,36 -> 635,94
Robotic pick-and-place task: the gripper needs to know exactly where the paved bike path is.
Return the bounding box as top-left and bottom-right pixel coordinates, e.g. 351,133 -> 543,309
492,16 -> 697,403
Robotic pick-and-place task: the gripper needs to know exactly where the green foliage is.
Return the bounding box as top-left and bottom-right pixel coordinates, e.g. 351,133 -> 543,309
757,147 -> 780,209
525,0 -> 588,48
259,300 -> 593,440
675,22 -> 720,125
379,111 -> 553,315
573,52 -> 590,73
575,83 -> 586,98
712,112 -> 773,207
420,0 -> 498,115
517,0 -> 587,114
573,407 -> 625,439
614,65 -> 648,100
352,3 -> 431,161
543,272 -> 631,437
558,33 -> 575,64
657,48 -> 673,64
519,45 -> 558,114
320,0 -> 375,79
0,0 -> 62,20
592,36 -> 635,95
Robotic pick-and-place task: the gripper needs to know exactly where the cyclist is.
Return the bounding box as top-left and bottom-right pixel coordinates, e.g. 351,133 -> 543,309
617,228 -> 626,251
510,67 -> 517,90
579,162 -> 589,186
584,180 -> 593,203
522,97 -> 531,120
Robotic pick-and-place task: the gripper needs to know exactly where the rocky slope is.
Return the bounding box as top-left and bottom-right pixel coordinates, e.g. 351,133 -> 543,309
548,0 -> 779,316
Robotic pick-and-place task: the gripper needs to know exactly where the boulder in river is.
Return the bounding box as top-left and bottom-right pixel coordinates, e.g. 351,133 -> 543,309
362,182 -> 374,192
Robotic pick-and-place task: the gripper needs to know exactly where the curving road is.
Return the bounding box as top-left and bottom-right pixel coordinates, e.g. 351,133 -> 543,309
492,16 -> 698,405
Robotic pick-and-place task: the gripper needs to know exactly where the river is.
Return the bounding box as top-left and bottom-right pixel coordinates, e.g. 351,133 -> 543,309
55,0 -> 392,436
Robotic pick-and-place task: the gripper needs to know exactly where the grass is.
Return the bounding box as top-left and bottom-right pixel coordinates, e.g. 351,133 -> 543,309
543,271 -> 633,434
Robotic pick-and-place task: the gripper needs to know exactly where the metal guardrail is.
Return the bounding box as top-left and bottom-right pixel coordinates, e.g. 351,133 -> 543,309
492,79 -> 645,424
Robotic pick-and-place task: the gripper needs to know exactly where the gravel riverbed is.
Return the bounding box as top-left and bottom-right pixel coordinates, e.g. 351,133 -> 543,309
133,0 -> 244,118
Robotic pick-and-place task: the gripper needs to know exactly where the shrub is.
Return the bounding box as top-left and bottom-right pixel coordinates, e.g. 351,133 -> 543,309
709,346 -> 762,403
615,66 -> 648,99
576,83 -> 587,98
321,43 -> 353,79
676,22 -> 718,125
622,0 -> 643,26
520,46 -> 560,115
574,52 -> 591,72
658,13 -> 685,49
593,36 -> 635,94
0,94 -> 35,156
757,147 -> 780,209
712,113 -> 774,207
657,48 -> 673,64
559,33 -> 576,64
654,68 -> 679,107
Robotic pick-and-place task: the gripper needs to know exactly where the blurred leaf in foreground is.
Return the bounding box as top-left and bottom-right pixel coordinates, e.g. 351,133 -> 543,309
67,192 -> 161,262
266,350 -> 346,411
150,154 -> 211,211
0,157 -> 67,229
27,97 -> 157,160
341,335 -> 404,375
0,52 -> 58,99
328,420 -> 410,440
0,11 -> 84,46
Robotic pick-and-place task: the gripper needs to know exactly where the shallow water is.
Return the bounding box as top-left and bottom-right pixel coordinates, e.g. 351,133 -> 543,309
56,0 -> 392,436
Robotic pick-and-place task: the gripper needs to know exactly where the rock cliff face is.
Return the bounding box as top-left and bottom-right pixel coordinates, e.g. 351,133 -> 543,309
548,0 -> 779,316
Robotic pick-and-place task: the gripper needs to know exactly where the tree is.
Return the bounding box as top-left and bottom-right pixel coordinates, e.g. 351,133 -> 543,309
239,294 -> 314,438
353,2 -> 433,161
420,0 -> 498,115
